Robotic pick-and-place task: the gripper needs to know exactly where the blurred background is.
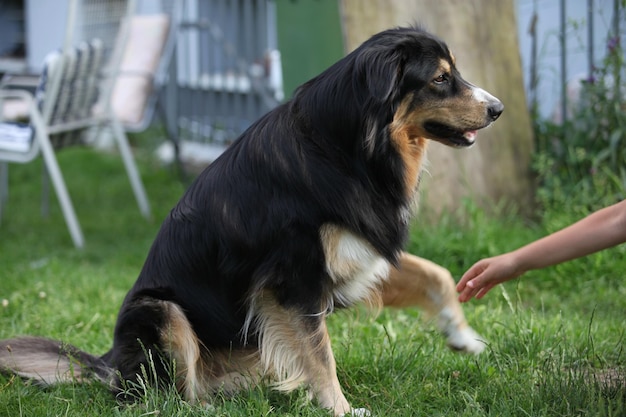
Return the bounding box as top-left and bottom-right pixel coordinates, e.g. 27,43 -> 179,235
0,0 -> 624,219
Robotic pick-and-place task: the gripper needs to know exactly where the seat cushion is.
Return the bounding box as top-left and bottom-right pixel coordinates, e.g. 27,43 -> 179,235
0,122 -> 32,152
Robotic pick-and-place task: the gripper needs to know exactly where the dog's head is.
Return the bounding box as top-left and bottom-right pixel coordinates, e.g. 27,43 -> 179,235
354,26 -> 503,148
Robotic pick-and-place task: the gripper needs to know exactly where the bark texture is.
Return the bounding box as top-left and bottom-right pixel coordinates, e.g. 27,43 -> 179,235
340,0 -> 535,216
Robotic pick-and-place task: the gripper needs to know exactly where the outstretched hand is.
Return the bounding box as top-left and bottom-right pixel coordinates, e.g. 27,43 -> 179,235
457,200 -> 626,302
456,254 -> 523,302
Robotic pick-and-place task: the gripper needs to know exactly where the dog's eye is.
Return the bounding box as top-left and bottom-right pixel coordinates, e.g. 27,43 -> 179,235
433,74 -> 448,85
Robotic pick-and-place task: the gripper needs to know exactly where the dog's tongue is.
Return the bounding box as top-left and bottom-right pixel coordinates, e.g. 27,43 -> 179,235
463,130 -> 478,142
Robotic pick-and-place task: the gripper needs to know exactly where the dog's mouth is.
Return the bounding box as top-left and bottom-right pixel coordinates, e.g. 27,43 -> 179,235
423,121 -> 487,148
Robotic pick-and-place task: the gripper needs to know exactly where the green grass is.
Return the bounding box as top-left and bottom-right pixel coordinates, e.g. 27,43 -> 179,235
0,142 -> 625,416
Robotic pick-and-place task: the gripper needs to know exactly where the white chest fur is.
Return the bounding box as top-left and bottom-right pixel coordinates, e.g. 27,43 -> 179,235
320,224 -> 390,307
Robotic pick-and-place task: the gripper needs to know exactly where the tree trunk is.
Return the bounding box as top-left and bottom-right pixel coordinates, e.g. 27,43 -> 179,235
340,0 -> 535,218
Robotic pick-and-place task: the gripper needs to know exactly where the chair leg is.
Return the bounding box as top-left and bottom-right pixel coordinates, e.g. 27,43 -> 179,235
41,162 -> 50,217
31,122 -> 85,248
110,118 -> 151,219
0,162 -> 7,224
156,86 -> 188,184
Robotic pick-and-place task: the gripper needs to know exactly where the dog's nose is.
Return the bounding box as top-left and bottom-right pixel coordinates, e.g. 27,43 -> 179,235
488,100 -> 504,121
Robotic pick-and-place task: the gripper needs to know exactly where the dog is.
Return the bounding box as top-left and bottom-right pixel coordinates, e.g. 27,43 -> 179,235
0,26 -> 502,416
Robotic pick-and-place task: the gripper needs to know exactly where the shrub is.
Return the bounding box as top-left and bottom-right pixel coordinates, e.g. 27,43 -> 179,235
533,19 -> 626,212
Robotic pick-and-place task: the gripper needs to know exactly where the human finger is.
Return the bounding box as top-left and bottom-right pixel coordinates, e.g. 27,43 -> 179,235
474,283 -> 496,299
458,278 -> 483,302
456,261 -> 487,292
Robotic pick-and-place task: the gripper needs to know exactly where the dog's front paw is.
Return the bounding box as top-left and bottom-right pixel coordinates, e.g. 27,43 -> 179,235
446,326 -> 486,354
340,408 -> 371,417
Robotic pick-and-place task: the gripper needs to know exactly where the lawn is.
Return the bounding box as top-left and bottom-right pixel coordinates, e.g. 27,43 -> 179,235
0,142 -> 624,416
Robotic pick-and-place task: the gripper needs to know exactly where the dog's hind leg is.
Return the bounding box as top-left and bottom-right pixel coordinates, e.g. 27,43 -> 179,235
112,298 -> 260,403
160,303 -> 263,400
110,297 -> 222,403
381,252 -> 485,353
253,292 -> 355,417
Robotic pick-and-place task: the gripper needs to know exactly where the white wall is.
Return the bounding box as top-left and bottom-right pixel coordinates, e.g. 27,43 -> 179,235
26,0 -> 69,71
25,0 -> 164,72
516,0 -> 620,119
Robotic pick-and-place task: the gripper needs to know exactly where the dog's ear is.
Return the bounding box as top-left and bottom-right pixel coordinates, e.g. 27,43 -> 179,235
353,45 -> 404,103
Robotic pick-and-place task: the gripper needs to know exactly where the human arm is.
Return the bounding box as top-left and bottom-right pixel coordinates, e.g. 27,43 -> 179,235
456,199 -> 626,302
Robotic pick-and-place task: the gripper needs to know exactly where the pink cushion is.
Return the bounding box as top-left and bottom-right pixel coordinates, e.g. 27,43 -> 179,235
110,14 -> 170,126
1,98 -> 30,121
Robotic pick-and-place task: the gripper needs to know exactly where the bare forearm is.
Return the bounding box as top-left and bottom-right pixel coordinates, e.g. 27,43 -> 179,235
510,200 -> 626,273
457,200 -> 626,302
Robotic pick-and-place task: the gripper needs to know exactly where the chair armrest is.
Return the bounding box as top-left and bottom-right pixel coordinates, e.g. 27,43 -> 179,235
0,89 -> 35,101
0,74 -> 40,91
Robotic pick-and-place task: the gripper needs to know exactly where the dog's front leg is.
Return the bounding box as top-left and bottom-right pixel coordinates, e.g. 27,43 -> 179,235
254,293 -> 354,416
304,319 -> 353,416
382,252 -> 485,353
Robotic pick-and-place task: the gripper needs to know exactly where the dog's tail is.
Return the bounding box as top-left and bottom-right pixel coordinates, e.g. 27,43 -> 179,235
0,336 -> 113,385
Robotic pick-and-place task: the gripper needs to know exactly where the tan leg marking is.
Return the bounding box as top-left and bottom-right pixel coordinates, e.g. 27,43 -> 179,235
253,293 -> 352,416
382,252 -> 485,353
161,301 -> 261,402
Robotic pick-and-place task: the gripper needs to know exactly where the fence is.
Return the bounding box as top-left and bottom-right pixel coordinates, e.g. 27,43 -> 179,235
171,0 -> 282,153
518,0 -> 625,122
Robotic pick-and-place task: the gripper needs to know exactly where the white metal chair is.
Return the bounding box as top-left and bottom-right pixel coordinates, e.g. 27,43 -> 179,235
0,0 -> 150,248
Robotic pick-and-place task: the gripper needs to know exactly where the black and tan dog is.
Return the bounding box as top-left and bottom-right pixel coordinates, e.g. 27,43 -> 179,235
0,26 -> 502,416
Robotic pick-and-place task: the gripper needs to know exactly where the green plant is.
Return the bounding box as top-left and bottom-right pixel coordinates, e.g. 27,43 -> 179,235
1,135 -> 625,416
534,8 -> 626,211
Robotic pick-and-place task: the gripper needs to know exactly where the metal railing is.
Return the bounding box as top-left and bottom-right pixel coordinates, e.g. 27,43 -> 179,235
521,0 -> 624,122
172,0 -> 283,148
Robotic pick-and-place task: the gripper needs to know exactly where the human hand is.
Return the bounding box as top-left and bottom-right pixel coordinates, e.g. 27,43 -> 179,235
456,254 -> 523,302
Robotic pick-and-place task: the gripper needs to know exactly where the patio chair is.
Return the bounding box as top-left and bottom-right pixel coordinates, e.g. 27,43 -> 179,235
0,33 -> 150,248
108,5 -> 186,179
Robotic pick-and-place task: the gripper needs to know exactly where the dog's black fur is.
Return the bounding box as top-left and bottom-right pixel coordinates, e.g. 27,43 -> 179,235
0,26 -> 502,415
